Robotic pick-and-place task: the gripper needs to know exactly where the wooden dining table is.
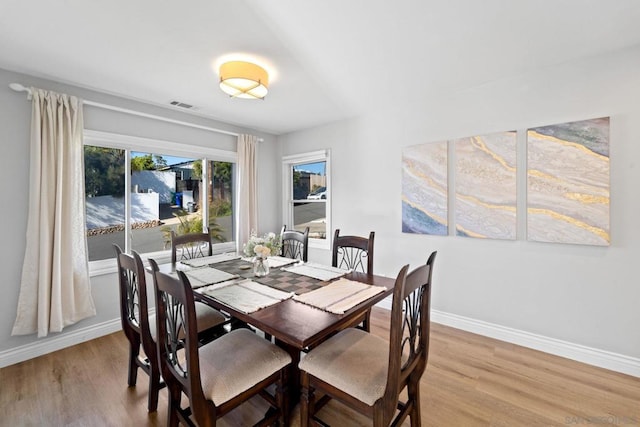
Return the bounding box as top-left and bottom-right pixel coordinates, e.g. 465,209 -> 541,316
152,256 -> 395,419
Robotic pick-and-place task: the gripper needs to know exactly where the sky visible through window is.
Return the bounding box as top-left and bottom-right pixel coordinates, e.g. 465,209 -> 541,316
132,152 -> 192,165
294,161 -> 325,175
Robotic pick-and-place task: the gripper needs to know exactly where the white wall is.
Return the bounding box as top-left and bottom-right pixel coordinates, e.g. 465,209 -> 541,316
2,44 -> 639,374
132,170 -> 175,204
279,46 -> 640,369
0,67 -> 280,362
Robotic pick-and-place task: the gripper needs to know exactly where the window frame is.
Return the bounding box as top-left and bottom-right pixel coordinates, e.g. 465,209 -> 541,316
282,149 -> 331,250
84,130 -> 238,276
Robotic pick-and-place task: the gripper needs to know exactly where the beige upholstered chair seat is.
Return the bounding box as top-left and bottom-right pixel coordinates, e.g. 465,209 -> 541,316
193,301 -> 227,331
198,329 -> 292,405
146,302 -> 225,341
299,328 -> 388,406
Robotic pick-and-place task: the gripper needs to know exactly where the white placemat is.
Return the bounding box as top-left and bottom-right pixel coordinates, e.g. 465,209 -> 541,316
293,278 -> 386,314
201,280 -> 293,313
184,268 -> 238,288
236,280 -> 294,300
180,253 -> 240,267
239,256 -> 298,268
282,262 -> 349,281
174,262 -> 193,271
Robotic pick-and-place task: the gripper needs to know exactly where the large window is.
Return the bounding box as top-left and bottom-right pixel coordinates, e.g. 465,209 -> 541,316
283,150 -> 330,248
84,131 -> 236,270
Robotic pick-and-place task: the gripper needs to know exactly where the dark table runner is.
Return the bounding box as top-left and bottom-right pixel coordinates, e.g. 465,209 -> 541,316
212,258 -> 327,295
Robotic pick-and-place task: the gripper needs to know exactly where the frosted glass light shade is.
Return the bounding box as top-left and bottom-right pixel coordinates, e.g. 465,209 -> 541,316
219,61 -> 269,99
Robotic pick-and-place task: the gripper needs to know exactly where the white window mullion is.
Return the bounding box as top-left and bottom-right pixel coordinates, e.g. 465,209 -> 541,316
124,149 -> 132,252
202,157 -> 209,233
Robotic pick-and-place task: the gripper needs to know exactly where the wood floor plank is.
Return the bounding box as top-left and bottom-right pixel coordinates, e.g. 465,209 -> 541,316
1,308 -> 638,426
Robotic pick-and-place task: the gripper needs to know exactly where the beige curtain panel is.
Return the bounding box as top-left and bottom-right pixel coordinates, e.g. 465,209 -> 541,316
12,88 -> 96,337
237,134 -> 258,249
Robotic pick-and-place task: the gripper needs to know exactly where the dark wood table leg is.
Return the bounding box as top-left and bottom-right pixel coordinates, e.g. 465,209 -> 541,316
275,338 -> 301,421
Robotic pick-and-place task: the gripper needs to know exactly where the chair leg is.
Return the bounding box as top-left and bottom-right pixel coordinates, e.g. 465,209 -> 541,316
167,385 -> 181,427
127,336 -> 141,387
300,372 -> 314,427
147,365 -> 161,412
276,368 -> 289,427
407,379 -> 421,427
373,405 -> 387,427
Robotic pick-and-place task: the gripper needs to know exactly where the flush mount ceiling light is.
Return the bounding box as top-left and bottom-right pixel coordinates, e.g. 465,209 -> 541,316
219,61 -> 268,100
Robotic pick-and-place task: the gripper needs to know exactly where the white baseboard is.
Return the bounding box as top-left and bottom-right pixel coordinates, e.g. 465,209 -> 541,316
3,307 -> 639,378
0,319 -> 122,369
431,310 -> 640,378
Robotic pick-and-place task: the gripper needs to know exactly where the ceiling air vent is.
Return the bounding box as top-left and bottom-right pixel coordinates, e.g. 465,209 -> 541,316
169,100 -> 195,109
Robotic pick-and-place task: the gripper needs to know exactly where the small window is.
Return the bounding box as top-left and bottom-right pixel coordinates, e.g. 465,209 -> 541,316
283,150 -> 330,247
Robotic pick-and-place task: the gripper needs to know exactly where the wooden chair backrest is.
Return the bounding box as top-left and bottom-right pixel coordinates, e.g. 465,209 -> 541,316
171,231 -> 213,264
381,251 -> 437,422
149,259 -> 206,408
281,225 -> 309,262
331,229 -> 375,274
114,245 -> 155,352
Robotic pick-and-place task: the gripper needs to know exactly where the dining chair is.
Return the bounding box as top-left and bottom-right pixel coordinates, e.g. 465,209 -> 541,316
149,259 -> 292,427
332,229 -> 375,274
114,245 -> 228,412
332,228 -> 375,331
281,225 -> 310,262
259,225 -> 310,343
171,230 -> 213,264
299,251 -> 437,427
171,230 -> 237,336
114,244 -> 164,412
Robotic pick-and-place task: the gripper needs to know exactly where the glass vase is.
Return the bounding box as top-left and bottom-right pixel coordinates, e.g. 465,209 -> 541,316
253,256 -> 270,277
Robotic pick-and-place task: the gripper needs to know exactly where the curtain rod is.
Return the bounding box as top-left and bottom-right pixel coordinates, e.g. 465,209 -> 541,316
9,83 -> 263,141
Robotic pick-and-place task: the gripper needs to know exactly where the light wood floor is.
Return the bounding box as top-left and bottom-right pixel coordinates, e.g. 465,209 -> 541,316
2,307 -> 639,426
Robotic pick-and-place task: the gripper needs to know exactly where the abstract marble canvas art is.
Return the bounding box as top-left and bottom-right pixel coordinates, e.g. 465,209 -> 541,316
454,131 -> 517,240
527,117 -> 610,246
402,141 -> 448,236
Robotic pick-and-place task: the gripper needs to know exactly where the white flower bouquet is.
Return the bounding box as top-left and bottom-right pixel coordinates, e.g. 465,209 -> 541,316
243,231 -> 282,258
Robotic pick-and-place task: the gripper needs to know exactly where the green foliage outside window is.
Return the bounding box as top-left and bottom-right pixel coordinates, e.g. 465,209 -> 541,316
131,153 -> 167,171
160,203 -> 226,249
84,146 -> 125,197
192,159 -> 202,179
84,148 -> 169,197
210,198 -> 232,217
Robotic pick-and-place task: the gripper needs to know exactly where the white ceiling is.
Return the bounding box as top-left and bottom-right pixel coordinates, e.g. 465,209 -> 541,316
2,0 -> 640,135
